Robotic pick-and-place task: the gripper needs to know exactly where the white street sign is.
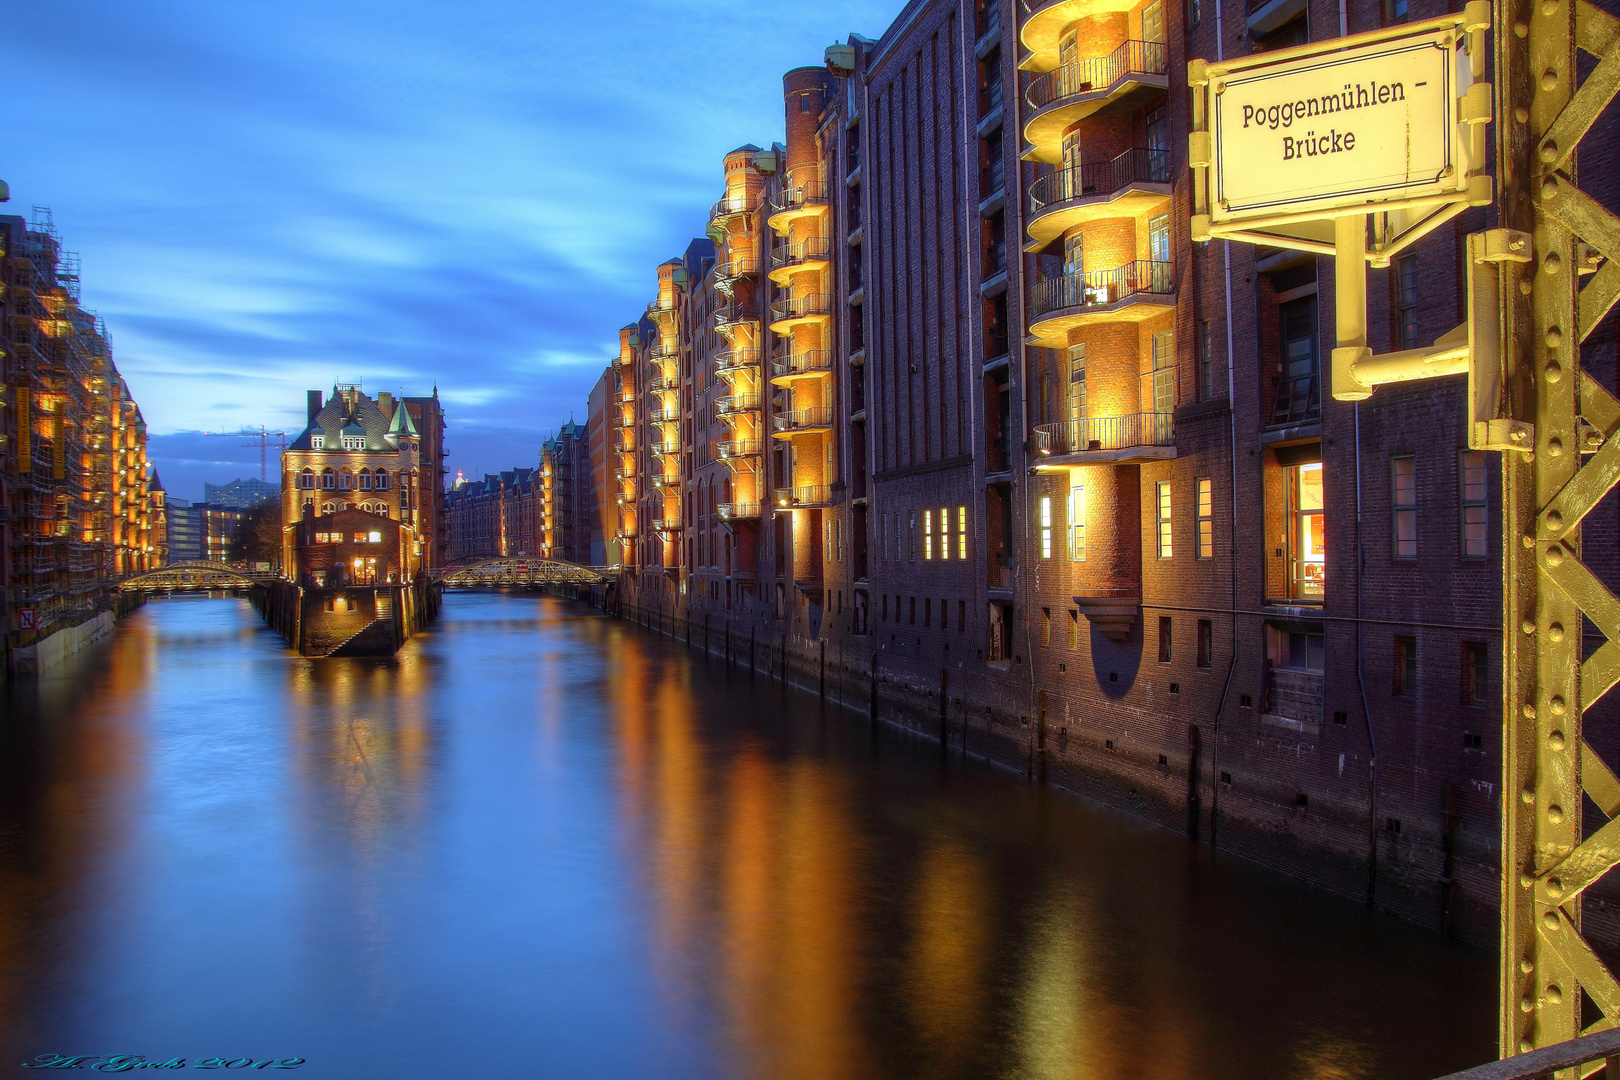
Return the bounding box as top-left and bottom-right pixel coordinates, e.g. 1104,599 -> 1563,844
1207,22 -> 1470,225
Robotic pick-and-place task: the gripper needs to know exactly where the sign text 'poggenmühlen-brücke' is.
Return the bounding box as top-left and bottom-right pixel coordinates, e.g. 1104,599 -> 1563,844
1210,26 -> 1465,223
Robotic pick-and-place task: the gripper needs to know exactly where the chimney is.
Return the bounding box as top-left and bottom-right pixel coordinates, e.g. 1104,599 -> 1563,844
307,390 -> 322,424
378,391 -> 395,418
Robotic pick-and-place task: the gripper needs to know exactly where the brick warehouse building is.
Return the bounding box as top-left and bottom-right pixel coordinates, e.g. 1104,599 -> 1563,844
582,0 -> 1620,946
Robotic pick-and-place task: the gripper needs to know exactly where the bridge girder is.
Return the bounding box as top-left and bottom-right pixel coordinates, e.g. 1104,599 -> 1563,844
117,561 -> 272,591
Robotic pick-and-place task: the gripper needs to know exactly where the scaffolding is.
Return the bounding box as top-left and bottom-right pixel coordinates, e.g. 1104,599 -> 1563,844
2,207 -> 151,637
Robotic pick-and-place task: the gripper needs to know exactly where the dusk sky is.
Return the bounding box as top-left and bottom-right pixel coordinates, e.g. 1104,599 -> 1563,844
6,0 -> 904,502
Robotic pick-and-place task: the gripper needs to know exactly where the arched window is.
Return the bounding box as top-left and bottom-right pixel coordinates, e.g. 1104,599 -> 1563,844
375,471 -> 390,491
322,502 -> 336,514
320,468 -> 336,490
358,468 -> 372,491
338,471 -> 352,490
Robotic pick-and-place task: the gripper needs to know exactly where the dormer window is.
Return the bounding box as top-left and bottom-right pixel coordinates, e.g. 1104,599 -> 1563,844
310,435 -> 324,450
343,435 -> 365,450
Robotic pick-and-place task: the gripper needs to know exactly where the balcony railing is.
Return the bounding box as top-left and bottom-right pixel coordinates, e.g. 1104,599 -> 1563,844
770,237 -> 834,271
1033,413 -> 1174,455
1029,261 -> 1174,318
651,518 -> 682,533
714,300 -> 756,329
770,293 -> 832,323
717,502 -> 761,521
1271,372 -> 1321,426
611,411 -> 632,428
715,393 -> 761,416
1026,40 -> 1169,111
715,255 -> 758,281
710,192 -> 759,221
647,340 -> 678,361
649,441 -> 677,456
769,180 -> 830,215
613,467 -> 635,481
718,439 -> 762,459
649,408 -> 679,425
646,373 -> 677,393
775,407 -> 835,433
649,472 -> 680,490
1028,148 -> 1172,213
775,485 -> 837,508
715,348 -> 760,375
771,351 -> 834,379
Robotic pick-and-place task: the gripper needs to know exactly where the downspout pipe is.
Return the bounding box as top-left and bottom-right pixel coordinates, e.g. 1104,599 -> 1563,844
1356,401 -> 1379,904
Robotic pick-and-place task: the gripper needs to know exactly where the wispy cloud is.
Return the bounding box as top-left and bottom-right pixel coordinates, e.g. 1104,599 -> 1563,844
8,0 -> 903,500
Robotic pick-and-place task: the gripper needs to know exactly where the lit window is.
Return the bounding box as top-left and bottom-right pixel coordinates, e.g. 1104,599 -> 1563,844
1393,456 -> 1417,559
310,435 -> 324,450
1196,477 -> 1213,559
1288,462 -> 1326,598
1040,497 -> 1053,559
938,507 -> 949,560
1461,450 -> 1487,559
1156,481 -> 1172,559
1067,485 -> 1085,561
924,510 -> 933,560
957,506 -> 967,559
1149,213 -> 1170,263
368,531 -> 382,543
1151,331 -> 1175,414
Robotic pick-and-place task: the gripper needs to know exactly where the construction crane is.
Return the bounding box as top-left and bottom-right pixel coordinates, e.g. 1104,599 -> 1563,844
202,425 -> 288,482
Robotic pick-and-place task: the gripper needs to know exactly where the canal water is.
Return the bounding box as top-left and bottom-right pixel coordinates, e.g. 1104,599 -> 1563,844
1,592 -> 1494,1079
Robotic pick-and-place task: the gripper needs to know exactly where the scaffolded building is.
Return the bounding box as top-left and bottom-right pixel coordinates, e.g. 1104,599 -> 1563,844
1,209 -> 158,642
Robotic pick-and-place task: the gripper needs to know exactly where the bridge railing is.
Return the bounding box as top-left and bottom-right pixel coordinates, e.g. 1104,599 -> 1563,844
1430,1029 -> 1620,1080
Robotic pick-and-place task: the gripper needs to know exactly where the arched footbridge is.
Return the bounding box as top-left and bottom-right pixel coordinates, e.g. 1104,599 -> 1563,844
117,561 -> 276,592
435,558 -> 614,588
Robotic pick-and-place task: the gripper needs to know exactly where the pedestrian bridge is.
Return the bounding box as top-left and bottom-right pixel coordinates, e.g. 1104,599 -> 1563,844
116,561 -> 276,592
436,558 -> 613,587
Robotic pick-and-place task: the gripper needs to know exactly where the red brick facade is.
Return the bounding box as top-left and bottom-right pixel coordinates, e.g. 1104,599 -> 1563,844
579,0 -> 1620,947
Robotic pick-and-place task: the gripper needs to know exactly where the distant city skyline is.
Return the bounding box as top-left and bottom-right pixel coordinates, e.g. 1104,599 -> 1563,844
5,0 -> 904,497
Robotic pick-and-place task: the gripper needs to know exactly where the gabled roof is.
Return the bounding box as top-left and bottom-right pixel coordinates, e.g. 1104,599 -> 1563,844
287,387 -> 398,453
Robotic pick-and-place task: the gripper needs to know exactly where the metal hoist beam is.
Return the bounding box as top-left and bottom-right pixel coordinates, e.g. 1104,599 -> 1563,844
1500,0 -> 1620,1064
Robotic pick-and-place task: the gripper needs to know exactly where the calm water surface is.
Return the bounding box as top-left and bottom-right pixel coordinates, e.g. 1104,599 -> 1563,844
0,593 -> 1494,1079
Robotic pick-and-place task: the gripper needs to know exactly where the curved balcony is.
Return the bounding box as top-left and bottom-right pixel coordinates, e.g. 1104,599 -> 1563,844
766,180 -> 831,233
1019,0 -> 1144,73
649,440 -> 678,457
651,518 -> 683,534
770,350 -> 834,385
614,466 -> 636,481
714,299 -> 757,335
717,502 -> 761,523
1026,148 -> 1172,251
767,237 -> 834,285
710,191 -> 760,225
614,436 -> 636,454
715,392 -> 761,417
1027,261 -> 1175,347
714,254 -> 759,286
715,347 -> 761,377
649,472 -> 680,491
611,410 -> 633,428
1032,413 -> 1176,466
769,292 -> 832,334
1023,41 -> 1169,164
772,406 -> 835,438
646,373 -> 678,393
717,439 -> 762,462
772,485 -> 837,509
649,409 -> 680,430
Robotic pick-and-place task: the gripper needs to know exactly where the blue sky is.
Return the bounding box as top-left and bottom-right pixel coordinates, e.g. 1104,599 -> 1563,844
5,0 -> 903,502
